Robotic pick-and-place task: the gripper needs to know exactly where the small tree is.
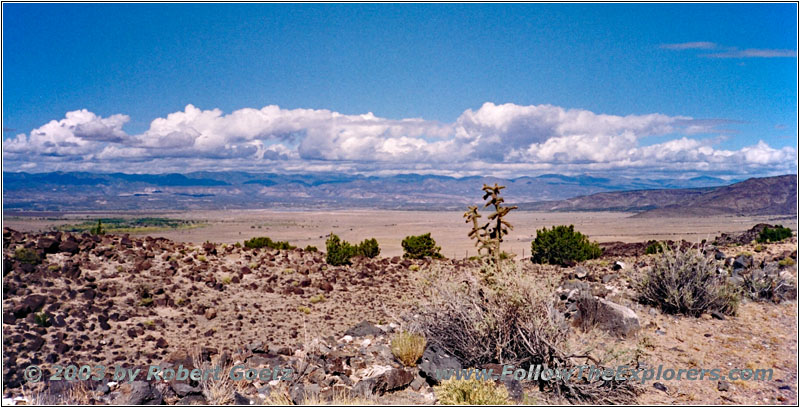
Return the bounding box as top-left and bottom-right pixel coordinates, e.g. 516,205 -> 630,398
90,220 -> 105,235
244,236 -> 296,250
757,225 -> 793,243
463,184 -> 517,272
326,233 -> 355,266
355,238 -> 380,258
530,225 -> 602,266
402,233 -> 443,259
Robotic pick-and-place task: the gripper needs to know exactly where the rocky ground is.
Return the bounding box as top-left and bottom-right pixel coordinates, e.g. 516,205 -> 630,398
2,225 -> 797,405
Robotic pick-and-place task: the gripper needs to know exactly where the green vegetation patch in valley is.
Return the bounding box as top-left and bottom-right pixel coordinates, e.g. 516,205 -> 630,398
57,217 -> 205,234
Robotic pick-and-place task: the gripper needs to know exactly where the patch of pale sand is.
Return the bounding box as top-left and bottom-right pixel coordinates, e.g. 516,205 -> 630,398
635,300 -> 797,405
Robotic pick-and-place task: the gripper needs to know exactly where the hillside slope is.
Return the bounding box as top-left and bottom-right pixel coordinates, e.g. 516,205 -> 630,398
519,175 -> 797,217
634,174 -> 797,217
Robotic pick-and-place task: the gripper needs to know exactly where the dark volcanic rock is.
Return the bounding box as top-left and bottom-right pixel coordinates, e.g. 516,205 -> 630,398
418,344 -> 462,385
344,320 -> 384,337
112,381 -> 163,405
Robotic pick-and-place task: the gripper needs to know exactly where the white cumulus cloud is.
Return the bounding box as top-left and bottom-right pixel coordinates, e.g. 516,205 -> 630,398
2,102 -> 795,178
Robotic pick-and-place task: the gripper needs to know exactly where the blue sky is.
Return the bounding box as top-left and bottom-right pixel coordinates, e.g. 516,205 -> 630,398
2,3 -> 797,178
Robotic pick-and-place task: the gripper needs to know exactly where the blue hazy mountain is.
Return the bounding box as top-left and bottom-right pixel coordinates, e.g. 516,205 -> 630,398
3,170 -> 771,213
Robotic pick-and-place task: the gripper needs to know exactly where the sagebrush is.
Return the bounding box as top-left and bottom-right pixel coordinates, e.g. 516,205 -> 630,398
635,245 -> 739,316
409,262 -> 639,403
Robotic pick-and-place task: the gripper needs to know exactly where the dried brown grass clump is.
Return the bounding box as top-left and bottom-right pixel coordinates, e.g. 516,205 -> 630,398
191,348 -> 235,405
21,380 -> 93,405
390,331 -> 427,367
409,262 -> 640,404
635,244 -> 740,316
434,378 -> 511,405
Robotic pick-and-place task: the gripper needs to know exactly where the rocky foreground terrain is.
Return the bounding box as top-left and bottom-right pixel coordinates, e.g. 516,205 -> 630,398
2,225 -> 798,405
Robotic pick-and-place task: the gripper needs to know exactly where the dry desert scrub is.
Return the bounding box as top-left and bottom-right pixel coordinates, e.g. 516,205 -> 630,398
741,262 -> 797,303
635,244 -> 740,316
434,378 -> 511,405
390,331 -> 427,367
191,348 -> 236,405
408,262 -> 640,404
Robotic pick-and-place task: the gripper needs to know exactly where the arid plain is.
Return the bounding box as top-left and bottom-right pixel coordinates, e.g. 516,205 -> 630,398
4,210 -> 797,258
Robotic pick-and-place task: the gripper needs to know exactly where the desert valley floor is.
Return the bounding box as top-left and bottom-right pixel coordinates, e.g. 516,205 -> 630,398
5,210 -> 797,258
2,210 -> 798,405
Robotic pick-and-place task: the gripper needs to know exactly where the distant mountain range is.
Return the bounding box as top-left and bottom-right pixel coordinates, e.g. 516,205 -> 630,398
520,175 -> 797,217
2,171 -> 793,215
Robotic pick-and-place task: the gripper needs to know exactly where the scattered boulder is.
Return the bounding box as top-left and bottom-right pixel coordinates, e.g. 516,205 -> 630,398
112,381 -> 163,405
344,320 -> 383,337
733,254 -> 753,271
575,295 -> 640,337
418,344 -> 462,385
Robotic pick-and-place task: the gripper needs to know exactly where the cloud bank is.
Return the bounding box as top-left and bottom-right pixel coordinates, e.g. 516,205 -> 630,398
3,103 -> 796,178
662,42 -> 797,59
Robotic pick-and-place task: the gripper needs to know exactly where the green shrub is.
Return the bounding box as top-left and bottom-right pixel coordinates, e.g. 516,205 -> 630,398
136,284 -> 154,307
355,238 -> 380,258
779,257 -> 796,267
304,245 -> 318,252
402,233 -> 443,259
34,312 -> 50,328
325,234 -> 380,264
434,378 -> 511,405
757,225 -> 793,243
14,247 -> 41,265
645,241 -> 665,255
530,225 -> 602,266
326,234 -> 355,266
244,236 -> 296,250
635,245 -> 739,316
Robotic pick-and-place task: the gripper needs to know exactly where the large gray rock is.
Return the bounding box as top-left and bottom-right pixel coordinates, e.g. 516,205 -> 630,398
418,344 -> 462,385
112,381 -> 163,405
353,368 -> 414,397
733,254 -> 753,270
575,295 -> 640,337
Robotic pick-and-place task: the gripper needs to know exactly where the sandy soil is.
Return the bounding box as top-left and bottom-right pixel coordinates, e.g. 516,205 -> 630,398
4,210 -> 796,258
